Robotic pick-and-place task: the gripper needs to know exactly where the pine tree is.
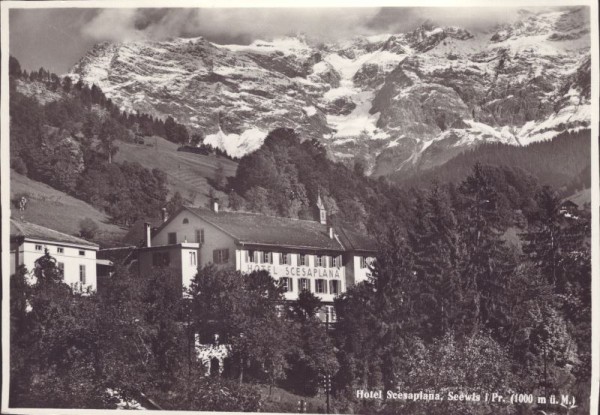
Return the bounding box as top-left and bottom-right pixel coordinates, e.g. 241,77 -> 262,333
407,183 -> 463,339
369,219 -> 420,394
457,163 -> 514,334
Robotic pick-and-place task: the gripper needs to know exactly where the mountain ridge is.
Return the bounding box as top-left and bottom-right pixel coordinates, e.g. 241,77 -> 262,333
68,6 -> 591,176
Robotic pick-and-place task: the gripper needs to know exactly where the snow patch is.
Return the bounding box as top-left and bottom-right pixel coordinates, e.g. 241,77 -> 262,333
221,37 -> 312,58
518,104 -> 591,145
425,27 -> 444,37
204,128 -> 267,158
303,106 -> 317,116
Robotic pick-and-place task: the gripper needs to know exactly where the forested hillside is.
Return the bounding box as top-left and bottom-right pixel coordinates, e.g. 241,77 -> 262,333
393,129 -> 591,191
9,56 -> 233,229
222,128 -> 588,235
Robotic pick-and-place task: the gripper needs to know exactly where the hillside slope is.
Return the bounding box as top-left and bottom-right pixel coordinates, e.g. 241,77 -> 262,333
393,128 -> 591,190
113,136 -> 237,205
10,170 -> 126,246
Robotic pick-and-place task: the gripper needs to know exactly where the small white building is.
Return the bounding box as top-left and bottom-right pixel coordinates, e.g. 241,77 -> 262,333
10,219 -> 100,293
135,201 -> 376,321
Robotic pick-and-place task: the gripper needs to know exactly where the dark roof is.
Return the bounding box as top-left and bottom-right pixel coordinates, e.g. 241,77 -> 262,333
336,225 -> 378,253
179,206 -> 347,251
10,219 -> 98,248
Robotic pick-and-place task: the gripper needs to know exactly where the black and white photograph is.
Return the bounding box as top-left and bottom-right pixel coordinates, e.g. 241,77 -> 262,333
1,0 -> 598,414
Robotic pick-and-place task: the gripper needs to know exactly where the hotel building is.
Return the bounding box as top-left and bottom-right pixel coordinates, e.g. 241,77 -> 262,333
135,200 -> 377,321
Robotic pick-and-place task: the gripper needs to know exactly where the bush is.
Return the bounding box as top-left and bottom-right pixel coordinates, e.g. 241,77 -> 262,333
158,376 -> 262,412
79,217 -> 99,240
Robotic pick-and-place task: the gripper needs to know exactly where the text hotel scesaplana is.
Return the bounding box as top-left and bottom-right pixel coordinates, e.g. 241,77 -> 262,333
246,263 -> 343,278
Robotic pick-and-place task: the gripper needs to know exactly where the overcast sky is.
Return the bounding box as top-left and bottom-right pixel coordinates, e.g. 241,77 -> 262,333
9,6 -> 558,74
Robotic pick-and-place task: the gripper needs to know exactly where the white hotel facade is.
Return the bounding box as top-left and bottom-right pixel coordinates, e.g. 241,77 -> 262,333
135,200 -> 376,320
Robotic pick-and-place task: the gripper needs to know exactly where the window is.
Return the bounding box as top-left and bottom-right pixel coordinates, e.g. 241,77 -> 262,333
280,253 -> 290,265
195,229 -> 205,244
263,251 -> 272,264
360,256 -> 368,269
332,255 -> 341,267
281,277 -> 293,292
152,252 -> 170,266
299,254 -> 307,266
79,265 -> 86,284
329,280 -> 340,296
35,244 -> 43,251
183,218 -> 189,224
316,255 -> 323,267
168,232 -> 177,244
326,306 -> 337,322
57,247 -> 64,254
189,251 -> 197,266
57,262 -> 65,278
213,249 -> 229,264
299,278 -> 310,292
315,279 -> 327,294
79,250 -> 85,256
247,250 -> 255,263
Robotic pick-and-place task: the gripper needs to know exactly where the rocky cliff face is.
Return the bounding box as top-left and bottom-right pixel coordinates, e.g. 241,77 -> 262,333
68,7 -> 591,175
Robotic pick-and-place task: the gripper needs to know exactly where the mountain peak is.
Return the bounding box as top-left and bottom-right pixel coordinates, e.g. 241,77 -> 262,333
68,10 -> 591,175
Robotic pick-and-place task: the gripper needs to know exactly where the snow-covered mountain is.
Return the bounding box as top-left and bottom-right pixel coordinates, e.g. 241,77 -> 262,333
68,7 -> 591,176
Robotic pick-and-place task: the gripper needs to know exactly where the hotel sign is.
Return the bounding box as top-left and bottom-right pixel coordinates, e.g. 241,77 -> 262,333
244,263 -> 343,278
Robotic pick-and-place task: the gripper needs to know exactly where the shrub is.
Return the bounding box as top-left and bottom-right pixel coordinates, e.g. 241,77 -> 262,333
79,217 -> 99,240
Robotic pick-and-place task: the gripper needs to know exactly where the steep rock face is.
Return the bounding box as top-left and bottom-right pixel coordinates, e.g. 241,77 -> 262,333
69,7 -> 591,174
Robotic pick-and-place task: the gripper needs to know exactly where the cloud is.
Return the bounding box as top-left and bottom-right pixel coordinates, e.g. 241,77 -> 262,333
366,7 -> 524,33
81,8 -> 385,44
80,6 -> 580,45
82,9 -> 145,42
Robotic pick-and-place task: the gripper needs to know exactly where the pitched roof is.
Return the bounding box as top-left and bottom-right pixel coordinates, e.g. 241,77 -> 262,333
181,206 -> 346,251
336,225 -> 378,253
10,219 -> 99,248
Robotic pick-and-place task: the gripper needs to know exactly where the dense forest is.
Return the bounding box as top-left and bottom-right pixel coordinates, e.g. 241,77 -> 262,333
11,141 -> 591,413
220,127 -> 589,234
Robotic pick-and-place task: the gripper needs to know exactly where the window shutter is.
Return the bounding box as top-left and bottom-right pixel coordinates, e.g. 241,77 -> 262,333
330,280 -> 339,295
80,265 -> 86,284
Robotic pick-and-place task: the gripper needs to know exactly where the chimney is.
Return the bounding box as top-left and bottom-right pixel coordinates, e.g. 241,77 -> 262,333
161,207 -> 168,223
328,226 -> 334,239
212,200 -> 219,213
144,222 -> 152,247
